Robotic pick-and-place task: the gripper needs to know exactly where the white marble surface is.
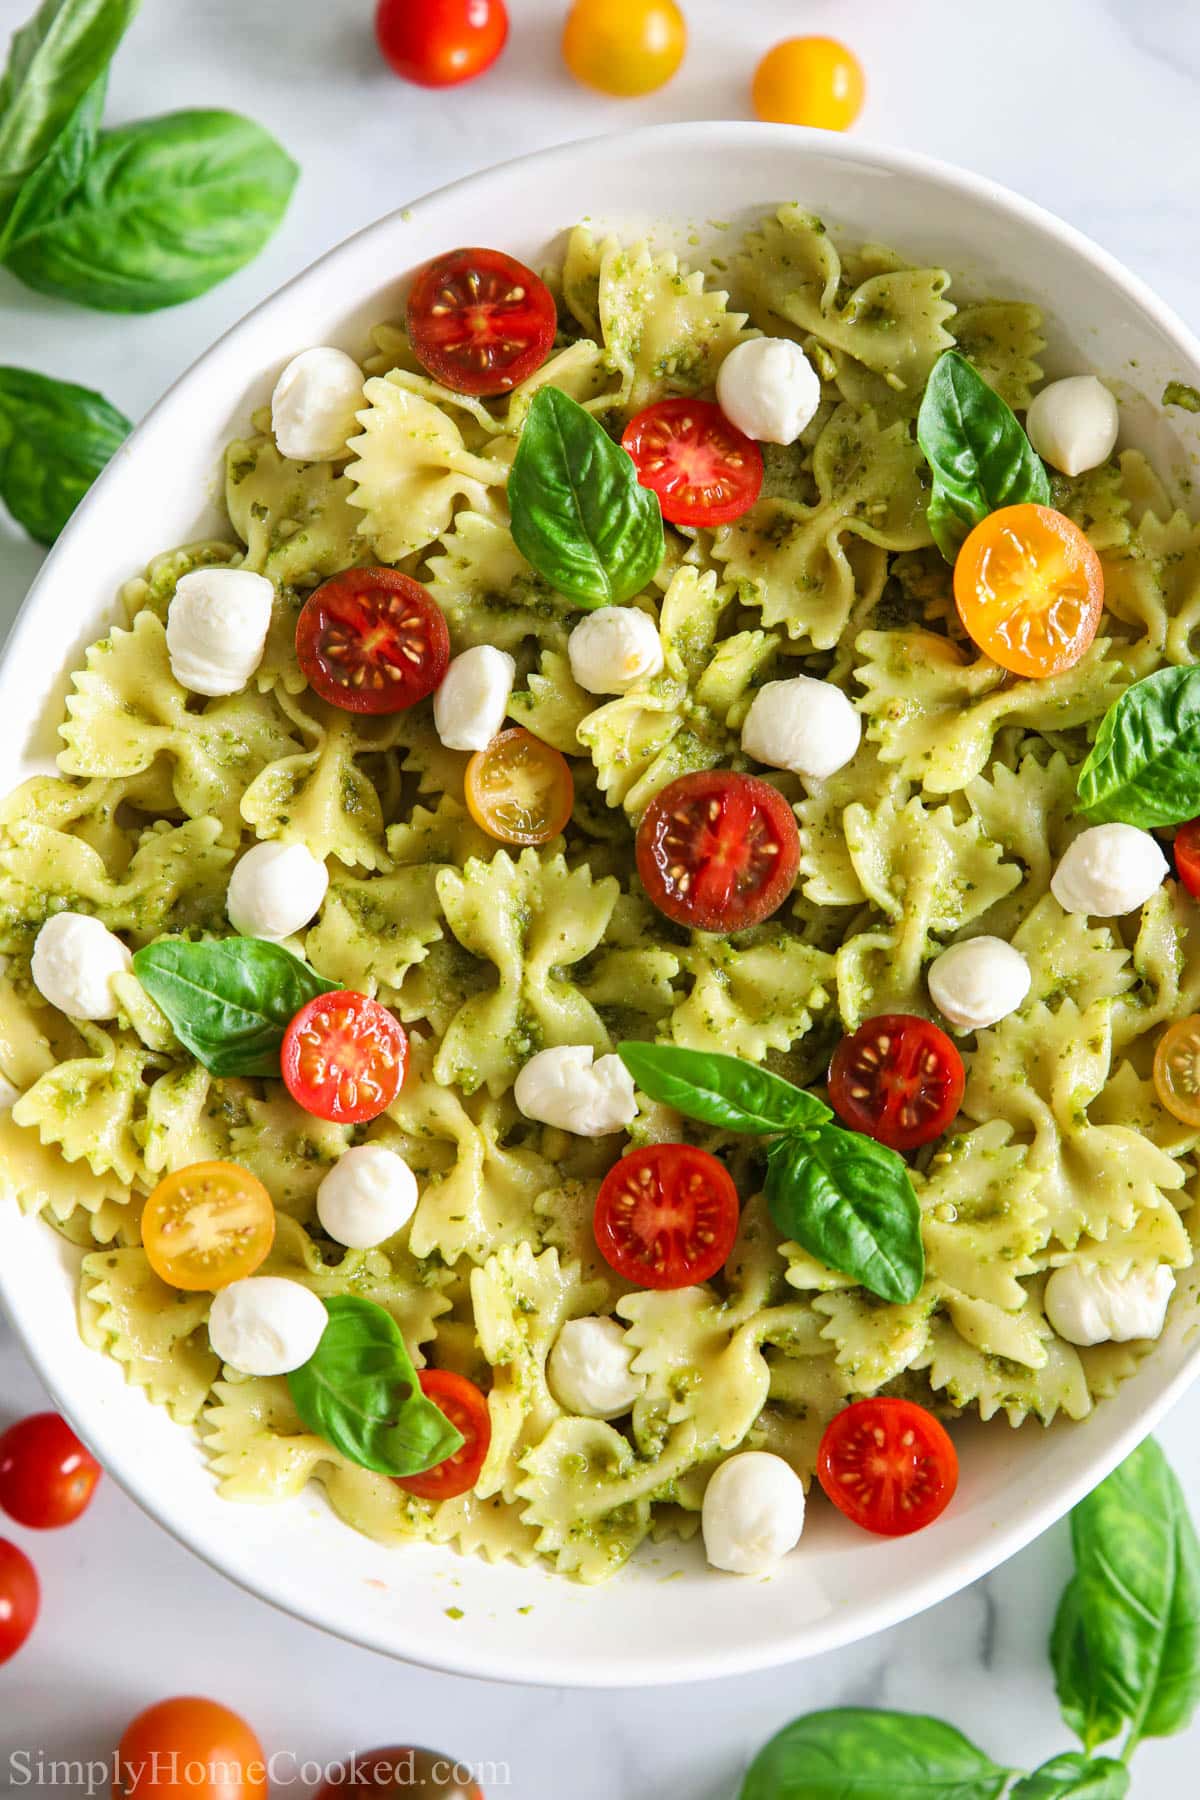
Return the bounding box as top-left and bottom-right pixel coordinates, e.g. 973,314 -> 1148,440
2,0 -> 1200,1792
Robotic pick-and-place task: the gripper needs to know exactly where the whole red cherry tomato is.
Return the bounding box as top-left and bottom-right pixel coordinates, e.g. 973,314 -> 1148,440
0,1411 -> 100,1529
375,0 -> 508,89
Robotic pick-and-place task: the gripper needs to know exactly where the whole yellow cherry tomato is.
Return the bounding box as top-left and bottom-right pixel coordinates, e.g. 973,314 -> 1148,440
142,1160 -> 275,1292
562,0 -> 686,98
753,36 -> 865,131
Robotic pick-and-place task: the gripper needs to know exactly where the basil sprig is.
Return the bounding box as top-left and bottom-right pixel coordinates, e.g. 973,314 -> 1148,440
618,1042 -> 831,1136
288,1296 -> 463,1479
508,386 -> 665,608
132,935 -> 336,1079
0,363 -> 129,543
1076,666 -> 1200,828
917,350 -> 1051,562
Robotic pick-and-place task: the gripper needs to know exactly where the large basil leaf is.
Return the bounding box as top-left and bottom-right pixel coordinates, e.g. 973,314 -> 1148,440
740,1709 -> 1013,1800
617,1041 -> 831,1136
0,363 -> 129,544
765,1126 -> 924,1303
0,64 -> 103,256
508,386 -> 664,607
287,1296 -> 463,1478
3,108 -> 299,311
0,0 -> 138,229
1010,1754 -> 1129,1800
917,350 -> 1051,562
1053,1437 -> 1200,1752
132,936 -> 336,1078
1076,666 -> 1200,828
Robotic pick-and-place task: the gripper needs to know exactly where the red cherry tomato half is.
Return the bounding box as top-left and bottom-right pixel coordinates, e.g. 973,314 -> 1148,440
406,248 -> 557,397
622,398 -> 764,527
296,570 -> 450,715
594,1143 -> 740,1289
395,1369 -> 491,1502
114,1696 -> 267,1799
0,1538 -> 39,1665
375,0 -> 509,89
0,1411 -> 100,1529
817,1397 -> 959,1536
636,769 -> 800,932
828,1013 -> 964,1152
282,990 -> 408,1124
1175,819 -> 1200,900
315,1746 -> 483,1800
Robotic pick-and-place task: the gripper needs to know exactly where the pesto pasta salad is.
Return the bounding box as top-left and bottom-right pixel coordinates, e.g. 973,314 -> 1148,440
4,208 -> 1200,1583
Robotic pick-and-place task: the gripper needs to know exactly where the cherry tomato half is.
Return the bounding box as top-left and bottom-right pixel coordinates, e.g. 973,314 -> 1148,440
817,1397 -> 958,1536
142,1161 -> 275,1293
282,990 -> 407,1124
406,248 -> 557,397
753,36 -> 866,131
0,1538 -> 38,1665
114,1697 -> 266,1800
395,1370 -> 491,1502
296,570 -> 450,715
622,399 -> 764,527
375,0 -> 508,89
1175,819 -> 1200,899
315,1747 -> 482,1800
636,769 -> 800,933
562,0 -> 686,98
0,1412 -> 100,1529
1153,1015 -> 1200,1127
829,1013 -> 964,1152
953,503 -> 1104,679
464,726 -> 574,846
594,1143 -> 740,1289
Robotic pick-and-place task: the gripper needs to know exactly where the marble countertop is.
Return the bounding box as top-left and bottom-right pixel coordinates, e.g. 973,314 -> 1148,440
2,0 -> 1200,1792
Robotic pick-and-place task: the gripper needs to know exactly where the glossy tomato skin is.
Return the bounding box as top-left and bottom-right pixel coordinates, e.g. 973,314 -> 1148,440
296,570 -> 450,715
0,1412 -> 100,1529
828,1013 -> 964,1152
817,1397 -> 958,1536
0,1538 -> 38,1665
464,727 -> 574,846
636,770 -> 800,932
594,1143 -> 740,1288
1153,1015 -> 1200,1127
1175,819 -> 1200,899
407,248 -> 557,397
395,1370 -> 491,1501
142,1161 -> 276,1293
114,1697 -> 266,1800
953,503 -> 1104,679
753,36 -> 865,130
375,0 -> 508,88
315,1747 -> 482,1800
282,990 -> 408,1124
622,399 -> 764,527
562,0 -> 686,97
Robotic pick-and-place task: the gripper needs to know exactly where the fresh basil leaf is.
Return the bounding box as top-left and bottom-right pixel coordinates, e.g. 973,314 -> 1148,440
0,363 -> 129,544
765,1126 -> 924,1303
3,108 -> 299,311
0,65 -> 103,257
917,350 -> 1051,562
740,1708 -> 1013,1800
508,386 -> 664,607
132,936 -> 336,1079
1053,1437 -> 1200,1752
287,1296 -> 464,1478
1076,666 -> 1200,828
0,0 -> 138,230
616,1041 -> 831,1136
1010,1754 -> 1129,1800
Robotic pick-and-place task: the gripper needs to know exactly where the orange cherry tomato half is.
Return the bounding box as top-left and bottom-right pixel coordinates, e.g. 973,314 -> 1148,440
464,726 -> 574,846
394,1369 -> 491,1501
1153,1015 -> 1200,1127
296,569 -> 450,715
636,769 -> 800,933
829,1013 -> 964,1153
753,36 -> 865,131
142,1161 -> 275,1293
114,1696 -> 267,1800
1174,819 -> 1200,900
406,247 -> 557,397
375,0 -> 508,89
315,1747 -> 482,1800
953,503 -> 1104,679
0,1411 -> 100,1529
282,990 -> 407,1124
817,1397 -> 958,1536
562,0 -> 686,97
594,1143 -> 740,1289
0,1538 -> 38,1665
622,399 -> 764,527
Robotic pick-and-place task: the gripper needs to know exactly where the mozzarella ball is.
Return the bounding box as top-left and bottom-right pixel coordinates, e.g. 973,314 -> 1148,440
166,568 -> 274,697
1026,376 -> 1119,478
433,645 -> 516,752
927,936 -> 1031,1034
316,1144 -> 419,1249
208,1277 -> 329,1376
701,1451 -> 806,1576
1045,1261 -> 1175,1347
716,337 -> 822,445
1050,824 -> 1168,917
513,1045 -> 637,1137
567,608 -> 664,695
226,840 -> 329,942
741,675 -> 862,780
547,1316 -> 645,1420
271,347 -> 365,463
31,913 -> 131,1020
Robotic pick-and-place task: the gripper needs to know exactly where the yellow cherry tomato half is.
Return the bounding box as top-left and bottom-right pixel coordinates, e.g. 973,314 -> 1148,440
1154,1016 -> 1200,1127
753,36 -> 865,131
953,503 -> 1104,679
142,1160 -> 275,1292
465,726 -> 574,846
562,0 -> 686,98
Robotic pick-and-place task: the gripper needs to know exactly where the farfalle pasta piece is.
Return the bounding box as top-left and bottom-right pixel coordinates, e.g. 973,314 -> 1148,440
911,1314 -> 1091,1426
810,1289 -> 938,1392
1012,896 -> 1133,1014
263,1215 -> 451,1355
921,1121 -> 1045,1313
515,1415 -> 653,1582
141,1063 -> 235,1176
796,740 -> 909,909
229,1093 -> 353,1222
669,926 -> 832,1060
964,750 -> 1081,929
225,436 -> 369,590
305,865 -> 443,997
1111,883 -> 1200,1056
507,650 -> 596,753
13,1024 -> 151,1186
427,1490 -> 542,1566
594,234 -> 750,411
0,1110 -> 131,1243
424,510 -> 570,656
950,302 -> 1045,411
80,1248 -> 218,1423
240,687 -> 401,872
